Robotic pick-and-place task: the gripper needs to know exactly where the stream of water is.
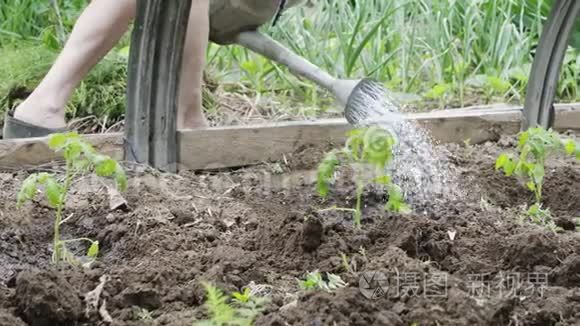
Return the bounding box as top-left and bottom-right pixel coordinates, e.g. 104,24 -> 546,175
346,82 -> 464,211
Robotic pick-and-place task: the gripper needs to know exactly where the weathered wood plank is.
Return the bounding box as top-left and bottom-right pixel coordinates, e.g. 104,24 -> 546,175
125,1 -> 155,165
125,0 -> 192,172
177,119 -> 351,170
1,103 -> 580,171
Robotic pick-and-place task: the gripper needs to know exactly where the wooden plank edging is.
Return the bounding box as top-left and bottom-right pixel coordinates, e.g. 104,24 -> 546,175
1,103 -> 579,171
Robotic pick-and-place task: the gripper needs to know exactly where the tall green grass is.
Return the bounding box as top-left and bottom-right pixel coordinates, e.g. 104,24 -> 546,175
210,0 -> 580,109
0,0 -> 579,128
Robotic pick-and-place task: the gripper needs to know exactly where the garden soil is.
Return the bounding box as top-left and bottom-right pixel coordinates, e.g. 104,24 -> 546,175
0,135 -> 579,326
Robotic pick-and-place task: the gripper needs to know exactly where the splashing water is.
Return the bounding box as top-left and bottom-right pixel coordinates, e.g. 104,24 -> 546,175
346,81 -> 464,210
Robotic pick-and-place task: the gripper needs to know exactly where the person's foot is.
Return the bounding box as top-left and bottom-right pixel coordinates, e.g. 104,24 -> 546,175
178,115 -> 209,129
177,105 -> 209,129
12,97 -> 67,129
13,96 -> 208,130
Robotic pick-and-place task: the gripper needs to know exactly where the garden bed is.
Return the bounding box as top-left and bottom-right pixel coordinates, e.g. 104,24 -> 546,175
0,131 -> 579,326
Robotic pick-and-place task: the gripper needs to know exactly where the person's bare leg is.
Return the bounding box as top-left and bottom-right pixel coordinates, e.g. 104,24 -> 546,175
13,0 -> 136,129
177,0 -> 210,129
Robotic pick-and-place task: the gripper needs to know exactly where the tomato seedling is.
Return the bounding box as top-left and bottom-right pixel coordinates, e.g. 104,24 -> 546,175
298,270 -> 346,292
496,127 -> 579,228
17,132 -> 127,266
317,126 -> 410,227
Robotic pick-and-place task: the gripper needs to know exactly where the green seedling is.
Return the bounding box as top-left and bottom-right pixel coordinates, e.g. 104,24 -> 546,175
195,283 -> 268,326
135,307 -> 153,321
232,288 -> 252,304
298,270 -> 347,292
17,132 -> 127,266
317,126 -> 410,227
496,127 -> 579,228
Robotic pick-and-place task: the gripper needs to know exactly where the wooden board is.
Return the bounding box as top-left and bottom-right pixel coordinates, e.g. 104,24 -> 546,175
125,0 -> 192,172
1,103 -> 580,171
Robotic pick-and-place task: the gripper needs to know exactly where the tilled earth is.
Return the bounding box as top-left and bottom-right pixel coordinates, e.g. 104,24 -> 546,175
0,136 -> 579,326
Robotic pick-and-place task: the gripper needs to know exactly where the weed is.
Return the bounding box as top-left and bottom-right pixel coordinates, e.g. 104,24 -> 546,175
462,138 -> 475,157
340,252 -> 353,273
135,307 -> 153,321
358,246 -> 368,260
496,127 -> 579,228
17,132 -> 127,265
298,270 -> 347,292
317,126 -> 409,227
194,283 -> 268,326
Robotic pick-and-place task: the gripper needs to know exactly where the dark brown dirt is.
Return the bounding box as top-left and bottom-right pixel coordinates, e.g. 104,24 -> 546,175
14,270 -> 82,326
0,135 -> 579,325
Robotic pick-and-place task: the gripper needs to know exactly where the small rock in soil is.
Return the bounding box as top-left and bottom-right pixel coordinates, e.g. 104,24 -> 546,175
15,270 -> 82,326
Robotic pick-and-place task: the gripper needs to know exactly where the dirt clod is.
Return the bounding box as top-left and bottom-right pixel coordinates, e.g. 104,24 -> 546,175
555,217 -> 576,231
302,216 -> 324,252
14,270 -> 82,326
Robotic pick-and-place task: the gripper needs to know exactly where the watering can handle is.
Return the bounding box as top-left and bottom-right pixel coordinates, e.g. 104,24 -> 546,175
209,0 -> 304,45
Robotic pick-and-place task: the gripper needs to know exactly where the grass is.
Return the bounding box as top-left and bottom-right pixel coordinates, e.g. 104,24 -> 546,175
0,0 -> 579,130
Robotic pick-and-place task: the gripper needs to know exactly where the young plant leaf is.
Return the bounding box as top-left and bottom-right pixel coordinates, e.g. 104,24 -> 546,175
373,175 -> 391,185
17,174 -> 39,207
95,158 -> 117,177
47,133 -> 68,150
87,241 -> 99,258
565,140 -> 576,155
386,185 -> 410,213
63,142 -> 83,161
362,127 -> 394,169
495,153 -> 509,170
316,151 -> 339,197
115,166 -> 128,192
232,288 -> 252,304
43,177 -> 62,208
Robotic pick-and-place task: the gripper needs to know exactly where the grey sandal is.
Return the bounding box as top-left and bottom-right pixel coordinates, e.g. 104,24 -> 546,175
3,111 -> 68,139
1,87 -> 68,139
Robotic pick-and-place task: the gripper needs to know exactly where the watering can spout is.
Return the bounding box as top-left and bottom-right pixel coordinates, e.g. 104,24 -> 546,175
328,79 -> 361,108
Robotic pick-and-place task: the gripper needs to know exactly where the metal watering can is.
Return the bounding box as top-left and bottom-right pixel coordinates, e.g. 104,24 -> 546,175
209,0 -> 395,125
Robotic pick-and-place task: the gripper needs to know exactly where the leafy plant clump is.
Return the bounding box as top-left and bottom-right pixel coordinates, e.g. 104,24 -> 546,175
496,127 -> 579,227
298,270 -> 347,292
317,126 -> 409,227
194,283 -> 268,326
17,132 -> 127,265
